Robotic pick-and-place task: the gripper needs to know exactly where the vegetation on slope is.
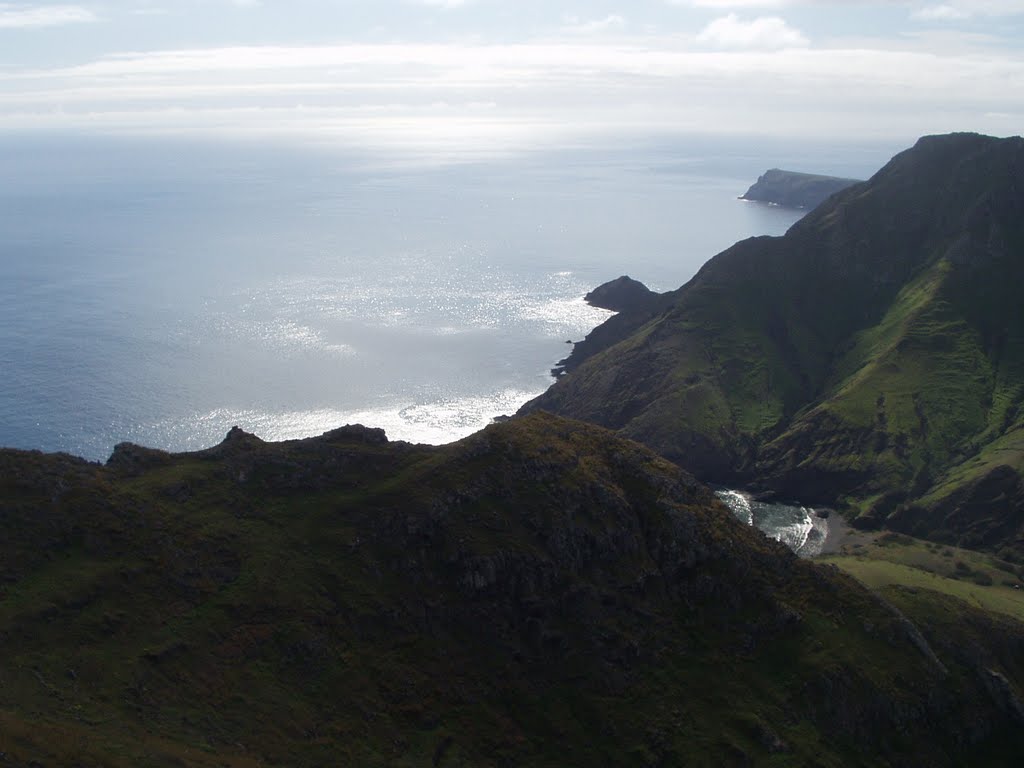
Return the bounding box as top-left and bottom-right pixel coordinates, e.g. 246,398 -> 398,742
821,531 -> 1024,622
522,133 -> 1024,553
2,414 -> 1024,765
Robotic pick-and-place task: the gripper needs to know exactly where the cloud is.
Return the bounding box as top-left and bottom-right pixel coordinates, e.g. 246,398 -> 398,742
0,4 -> 97,28
696,13 -> 808,48
673,0 -> 1024,14
913,1 -> 1024,19
408,0 -> 473,8
1,38 -> 1021,160
914,4 -> 972,19
676,0 -> 791,7
561,14 -> 626,35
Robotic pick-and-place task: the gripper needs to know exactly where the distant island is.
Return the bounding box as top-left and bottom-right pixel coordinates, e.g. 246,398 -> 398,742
740,168 -> 862,209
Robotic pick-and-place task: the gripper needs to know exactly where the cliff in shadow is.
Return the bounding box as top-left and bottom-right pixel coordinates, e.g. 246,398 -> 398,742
2,413 -> 1024,765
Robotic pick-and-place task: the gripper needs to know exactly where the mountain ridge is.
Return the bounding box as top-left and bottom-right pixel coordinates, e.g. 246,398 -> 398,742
2,414 -> 1024,764
522,132 -> 1024,552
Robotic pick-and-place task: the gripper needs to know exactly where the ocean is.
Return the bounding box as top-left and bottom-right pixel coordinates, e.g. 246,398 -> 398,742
715,490 -> 829,557
0,133 -> 894,463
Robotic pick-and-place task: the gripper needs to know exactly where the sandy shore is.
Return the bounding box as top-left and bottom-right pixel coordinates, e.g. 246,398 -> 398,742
819,512 -> 853,555
817,512 -> 878,556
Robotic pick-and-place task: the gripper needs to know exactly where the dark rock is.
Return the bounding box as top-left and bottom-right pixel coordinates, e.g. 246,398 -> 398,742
584,275 -> 659,313
983,668 -> 1024,723
106,442 -> 173,474
196,426 -> 265,459
319,423 -> 389,444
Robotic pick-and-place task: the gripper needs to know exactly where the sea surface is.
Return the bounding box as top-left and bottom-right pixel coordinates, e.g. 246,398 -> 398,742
0,133 -> 893,463
715,489 -> 828,557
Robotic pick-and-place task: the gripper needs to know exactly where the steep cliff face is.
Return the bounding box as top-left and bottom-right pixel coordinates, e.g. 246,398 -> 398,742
522,133 -> 1024,549
2,414 -> 1024,765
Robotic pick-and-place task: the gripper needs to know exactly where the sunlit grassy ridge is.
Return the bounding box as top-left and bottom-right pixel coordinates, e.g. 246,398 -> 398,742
524,133 -> 1024,553
821,532 -> 1024,623
3,413 -> 1024,765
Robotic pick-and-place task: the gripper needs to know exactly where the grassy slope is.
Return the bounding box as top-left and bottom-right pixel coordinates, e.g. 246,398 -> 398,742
761,258 -> 997,505
923,425 -> 1024,508
753,135 -> 1024,519
819,529 -> 1024,765
3,415 -> 1024,765
820,533 -> 1024,622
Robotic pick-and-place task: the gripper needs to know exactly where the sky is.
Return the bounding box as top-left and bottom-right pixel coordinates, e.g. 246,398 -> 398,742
0,1 -> 1022,159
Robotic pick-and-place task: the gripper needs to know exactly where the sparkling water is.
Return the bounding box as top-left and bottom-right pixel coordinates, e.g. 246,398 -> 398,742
715,489 -> 828,557
0,134 -> 888,461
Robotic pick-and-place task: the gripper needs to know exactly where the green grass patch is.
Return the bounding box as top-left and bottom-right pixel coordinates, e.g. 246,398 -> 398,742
821,532 -> 1024,622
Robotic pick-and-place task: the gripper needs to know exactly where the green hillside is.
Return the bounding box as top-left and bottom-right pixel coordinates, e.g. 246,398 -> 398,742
523,133 -> 1024,553
2,414 -> 1024,765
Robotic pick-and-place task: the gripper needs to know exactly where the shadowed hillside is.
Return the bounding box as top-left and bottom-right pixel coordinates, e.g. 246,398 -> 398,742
2,413 -> 1024,765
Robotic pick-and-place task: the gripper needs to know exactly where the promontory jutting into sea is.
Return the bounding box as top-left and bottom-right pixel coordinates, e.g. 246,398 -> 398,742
0,134 -> 891,462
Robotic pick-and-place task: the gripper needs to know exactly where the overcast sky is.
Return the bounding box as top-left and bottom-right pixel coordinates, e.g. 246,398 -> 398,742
1,1 -> 1021,158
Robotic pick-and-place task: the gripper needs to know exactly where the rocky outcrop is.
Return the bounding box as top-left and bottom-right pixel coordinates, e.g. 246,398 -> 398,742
584,275 -> 660,313
553,277 -> 675,377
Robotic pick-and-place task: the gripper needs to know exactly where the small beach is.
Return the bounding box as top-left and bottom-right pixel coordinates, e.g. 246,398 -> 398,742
817,512 -> 882,557
819,512 -> 850,555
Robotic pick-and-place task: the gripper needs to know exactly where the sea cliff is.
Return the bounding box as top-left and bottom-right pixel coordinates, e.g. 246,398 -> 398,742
740,168 -> 862,209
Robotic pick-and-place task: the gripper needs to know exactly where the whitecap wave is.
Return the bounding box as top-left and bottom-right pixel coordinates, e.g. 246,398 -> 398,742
770,510 -> 814,553
715,489 -> 754,525
796,511 -> 829,558
717,489 -> 825,557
